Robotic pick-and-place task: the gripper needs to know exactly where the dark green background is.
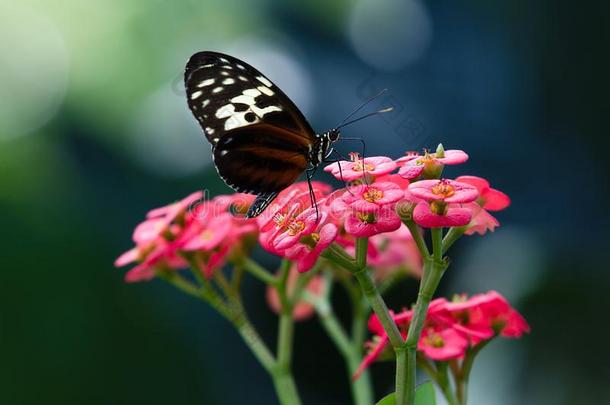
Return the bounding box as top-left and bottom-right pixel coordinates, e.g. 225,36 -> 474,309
1,0 -> 608,404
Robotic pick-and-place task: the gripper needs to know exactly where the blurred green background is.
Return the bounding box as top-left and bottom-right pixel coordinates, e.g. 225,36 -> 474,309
1,0 -> 608,404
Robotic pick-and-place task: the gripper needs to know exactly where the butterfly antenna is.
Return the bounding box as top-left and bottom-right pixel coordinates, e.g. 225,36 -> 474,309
337,89 -> 389,128
336,107 -> 393,130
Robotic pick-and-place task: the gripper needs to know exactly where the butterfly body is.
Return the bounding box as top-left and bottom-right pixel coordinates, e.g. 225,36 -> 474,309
184,51 -> 338,217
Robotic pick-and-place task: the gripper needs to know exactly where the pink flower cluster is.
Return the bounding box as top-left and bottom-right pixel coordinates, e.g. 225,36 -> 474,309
114,192 -> 257,282
354,291 -> 530,379
116,146 -> 509,281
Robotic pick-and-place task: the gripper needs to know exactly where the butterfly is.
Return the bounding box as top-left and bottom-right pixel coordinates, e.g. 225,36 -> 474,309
184,51 -> 390,218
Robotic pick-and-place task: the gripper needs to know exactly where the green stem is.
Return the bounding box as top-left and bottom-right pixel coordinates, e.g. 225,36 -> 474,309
436,362 -> 459,405
352,267 -> 404,348
442,226 -> 466,254
399,228 -> 448,405
308,282 -> 374,405
349,299 -> 374,405
455,339 -> 491,405
325,243 -> 359,272
272,259 -> 302,405
404,220 -> 430,258
324,239 -> 408,402
241,256 -> 279,285
158,269 -> 276,373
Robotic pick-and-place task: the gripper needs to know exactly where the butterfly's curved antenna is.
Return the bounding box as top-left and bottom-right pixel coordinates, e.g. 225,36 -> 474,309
336,107 -> 394,130
337,88 -> 388,129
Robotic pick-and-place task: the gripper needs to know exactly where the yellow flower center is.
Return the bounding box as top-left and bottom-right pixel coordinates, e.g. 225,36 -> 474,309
350,152 -> 374,172
288,220 -> 305,236
200,230 -> 213,241
363,188 -> 383,203
416,153 -> 435,166
357,211 -> 376,224
273,212 -> 290,228
423,331 -> 445,348
431,181 -> 455,198
430,200 -> 448,215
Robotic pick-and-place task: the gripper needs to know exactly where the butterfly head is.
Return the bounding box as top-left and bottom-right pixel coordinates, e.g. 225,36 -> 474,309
312,129 -> 340,166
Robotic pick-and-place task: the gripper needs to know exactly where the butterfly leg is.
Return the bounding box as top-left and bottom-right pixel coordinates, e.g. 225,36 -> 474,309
325,150 -> 356,196
306,167 -> 320,223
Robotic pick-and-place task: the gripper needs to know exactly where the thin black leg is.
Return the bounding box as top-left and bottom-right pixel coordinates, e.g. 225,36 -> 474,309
306,168 -> 320,222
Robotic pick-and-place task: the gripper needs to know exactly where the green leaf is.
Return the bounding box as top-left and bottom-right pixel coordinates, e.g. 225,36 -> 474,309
376,392 -> 395,405
375,382 -> 436,405
414,382 -> 436,405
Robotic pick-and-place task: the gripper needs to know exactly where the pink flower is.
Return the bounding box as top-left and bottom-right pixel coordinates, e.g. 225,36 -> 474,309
455,176 -> 510,211
285,222 -> 338,273
413,201 -> 472,228
342,182 -> 404,213
408,179 -> 479,204
398,149 -> 468,179
345,206 -> 402,237
273,209 -> 323,250
116,190 -> 260,282
464,203 -> 500,235
444,291 -> 530,344
181,213 -> 233,251
266,265 -> 325,321
419,327 -> 469,361
354,292 -> 529,378
408,179 -> 478,228
324,154 -> 397,181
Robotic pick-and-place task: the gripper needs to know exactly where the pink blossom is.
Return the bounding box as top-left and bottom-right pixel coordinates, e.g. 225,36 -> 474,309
419,327 -> 469,361
444,291 -> 530,344
342,182 -> 404,213
413,201 -> 472,228
464,203 -> 500,235
181,213 -> 233,251
285,222 -> 338,272
455,176 -> 510,211
408,179 -> 479,204
116,190 -> 260,282
273,209 -> 324,251
397,150 -> 468,179
324,154 -> 397,181
354,292 -> 529,377
344,206 -> 402,237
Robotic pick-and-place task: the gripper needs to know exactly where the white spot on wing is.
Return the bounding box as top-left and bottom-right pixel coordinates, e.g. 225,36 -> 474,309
212,86 -> 224,93
256,76 -> 273,87
220,71 -> 229,76
202,99 -> 210,107
236,64 -> 245,70
243,88 -> 261,97
258,85 -> 274,96
205,127 -> 215,134
251,105 -> 282,116
231,95 -> 255,105
238,75 -> 248,82
190,90 -> 203,99
215,104 -> 235,119
223,78 -> 235,85
197,78 -> 215,87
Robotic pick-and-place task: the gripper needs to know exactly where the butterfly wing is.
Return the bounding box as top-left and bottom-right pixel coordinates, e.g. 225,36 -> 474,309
185,51 -> 315,147
185,51 -> 316,214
